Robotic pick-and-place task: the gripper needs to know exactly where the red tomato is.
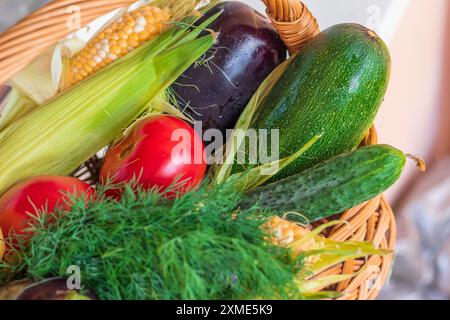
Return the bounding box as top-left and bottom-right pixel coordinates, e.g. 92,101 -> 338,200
0,176 -> 94,238
100,115 -> 206,198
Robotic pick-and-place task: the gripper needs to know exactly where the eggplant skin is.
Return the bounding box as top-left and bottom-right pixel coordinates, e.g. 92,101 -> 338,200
15,277 -> 97,300
172,1 -> 287,136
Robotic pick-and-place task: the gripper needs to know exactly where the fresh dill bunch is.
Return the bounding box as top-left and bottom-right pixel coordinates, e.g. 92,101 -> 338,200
1,182 -> 301,300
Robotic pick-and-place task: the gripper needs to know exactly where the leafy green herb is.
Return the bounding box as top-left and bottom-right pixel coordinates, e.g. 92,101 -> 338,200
1,182 -> 302,300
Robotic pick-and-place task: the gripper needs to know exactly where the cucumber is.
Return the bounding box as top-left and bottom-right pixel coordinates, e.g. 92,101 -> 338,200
240,145 -> 405,222
235,23 -> 391,181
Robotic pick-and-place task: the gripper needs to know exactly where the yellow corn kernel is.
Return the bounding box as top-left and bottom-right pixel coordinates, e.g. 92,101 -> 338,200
87,59 -> 97,68
118,30 -> 129,40
137,30 -> 151,42
129,33 -> 139,41
78,69 -> 88,78
123,25 -> 134,35
82,64 -> 93,74
110,33 -> 120,41
125,15 -> 136,23
118,39 -> 129,48
110,45 -> 122,56
128,39 -> 140,48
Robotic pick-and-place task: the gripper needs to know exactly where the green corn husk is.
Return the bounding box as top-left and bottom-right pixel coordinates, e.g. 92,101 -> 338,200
0,17 -> 218,195
227,134 -> 322,192
267,218 -> 392,299
0,87 -> 37,132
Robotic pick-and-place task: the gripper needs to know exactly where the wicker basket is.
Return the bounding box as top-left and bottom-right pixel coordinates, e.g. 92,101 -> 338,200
0,0 -> 395,300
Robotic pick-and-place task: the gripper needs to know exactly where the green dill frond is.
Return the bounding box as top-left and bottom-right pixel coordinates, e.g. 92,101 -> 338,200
1,182 -> 301,300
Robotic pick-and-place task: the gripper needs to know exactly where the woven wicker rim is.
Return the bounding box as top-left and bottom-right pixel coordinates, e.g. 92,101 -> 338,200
0,0 -> 396,300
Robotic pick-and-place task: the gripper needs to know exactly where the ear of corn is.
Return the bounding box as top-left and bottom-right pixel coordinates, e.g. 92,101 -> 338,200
266,216 -> 391,297
62,0 -> 201,90
1,1 -> 203,131
0,16 -> 218,196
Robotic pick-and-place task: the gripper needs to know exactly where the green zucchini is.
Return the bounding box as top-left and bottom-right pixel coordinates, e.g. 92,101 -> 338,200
235,23 -> 391,181
240,145 -> 405,222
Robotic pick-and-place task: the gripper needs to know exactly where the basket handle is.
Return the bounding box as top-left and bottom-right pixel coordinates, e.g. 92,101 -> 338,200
0,0 -> 137,86
262,0 -> 320,54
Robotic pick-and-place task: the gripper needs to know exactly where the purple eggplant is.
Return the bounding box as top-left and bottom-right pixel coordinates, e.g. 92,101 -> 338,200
15,278 -> 97,300
172,1 -> 287,137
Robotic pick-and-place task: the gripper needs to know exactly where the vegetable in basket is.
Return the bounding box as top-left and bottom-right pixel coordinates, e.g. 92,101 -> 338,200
0,278 -> 96,300
240,144 -> 406,222
100,115 -> 206,198
0,176 -> 93,240
171,1 -> 287,136
15,278 -> 96,300
0,182 -> 389,300
62,0 -> 204,90
0,15 -> 219,196
233,23 -> 391,181
266,216 -> 390,299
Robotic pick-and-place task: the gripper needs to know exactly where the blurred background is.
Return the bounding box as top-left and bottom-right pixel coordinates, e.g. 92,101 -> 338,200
1,0 -> 449,300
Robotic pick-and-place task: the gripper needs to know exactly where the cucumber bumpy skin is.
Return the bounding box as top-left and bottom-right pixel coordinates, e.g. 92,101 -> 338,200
240,145 -> 405,223
235,23 -> 391,181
